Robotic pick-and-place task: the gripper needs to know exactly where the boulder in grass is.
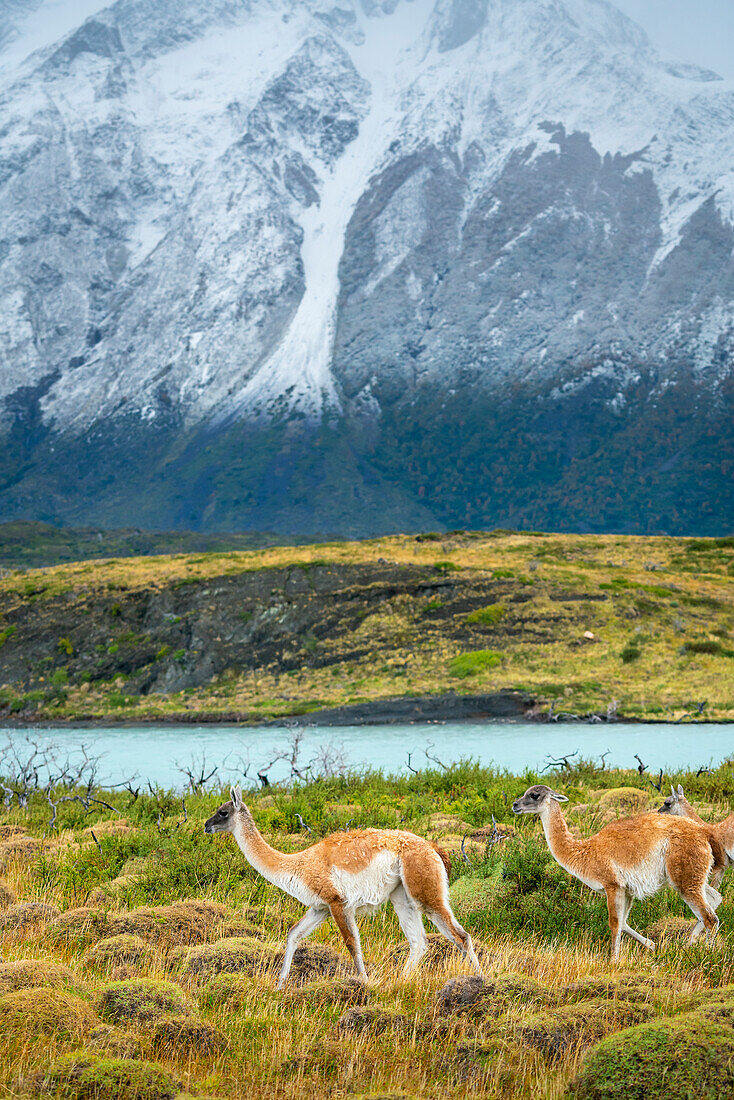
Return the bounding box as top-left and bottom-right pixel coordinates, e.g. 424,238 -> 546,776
0,987 -> 96,1040
0,959 -> 78,995
566,1015 -> 734,1099
98,978 -> 189,1023
151,1014 -> 229,1056
29,1053 -> 179,1100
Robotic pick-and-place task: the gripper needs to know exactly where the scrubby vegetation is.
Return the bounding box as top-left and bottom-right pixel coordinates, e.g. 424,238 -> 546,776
0,530 -> 732,722
1,756 -> 734,1097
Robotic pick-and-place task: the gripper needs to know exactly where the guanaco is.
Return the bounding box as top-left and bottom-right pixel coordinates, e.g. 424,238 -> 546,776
512,784 -> 724,959
658,783 -> 734,934
205,786 -> 483,987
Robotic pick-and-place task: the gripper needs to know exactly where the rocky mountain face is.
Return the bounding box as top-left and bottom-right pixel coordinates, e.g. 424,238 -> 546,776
1,0 -> 732,536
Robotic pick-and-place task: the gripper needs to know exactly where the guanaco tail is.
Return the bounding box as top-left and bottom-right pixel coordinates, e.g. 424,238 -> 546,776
205,786 -> 483,987
513,784 -> 724,959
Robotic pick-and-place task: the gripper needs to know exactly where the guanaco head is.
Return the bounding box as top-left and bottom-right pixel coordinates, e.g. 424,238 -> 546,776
657,784 -> 686,815
204,785 -> 251,834
512,784 -> 568,815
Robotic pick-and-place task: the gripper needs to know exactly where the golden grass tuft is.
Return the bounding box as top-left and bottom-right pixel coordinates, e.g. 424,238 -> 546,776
334,1006 -> 410,1036
98,978 -> 190,1024
593,788 -> 654,814
0,987 -> 97,1040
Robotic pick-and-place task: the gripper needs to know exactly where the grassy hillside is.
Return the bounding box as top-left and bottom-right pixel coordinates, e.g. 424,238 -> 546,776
0,530 -> 732,723
0,522 -> 302,571
1,759 -> 734,1099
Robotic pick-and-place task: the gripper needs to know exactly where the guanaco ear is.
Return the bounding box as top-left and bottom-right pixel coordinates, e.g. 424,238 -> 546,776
550,791 -> 568,802
670,784 -> 677,799
677,784 -> 685,798
230,785 -> 243,809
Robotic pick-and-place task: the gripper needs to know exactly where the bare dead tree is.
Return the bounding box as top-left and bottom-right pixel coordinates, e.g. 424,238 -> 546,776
176,752 -> 222,792
406,752 -> 419,774
599,750 -> 611,771
634,754 -> 647,776
459,834 -> 470,864
542,750 -> 579,773
424,741 -> 448,771
295,813 -> 312,835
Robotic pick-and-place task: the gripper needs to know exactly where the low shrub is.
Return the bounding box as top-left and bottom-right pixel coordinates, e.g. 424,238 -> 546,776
32,1053 -> 179,1100
98,978 -> 189,1023
449,649 -> 502,678
465,604 -> 506,626
566,1015 -> 734,1099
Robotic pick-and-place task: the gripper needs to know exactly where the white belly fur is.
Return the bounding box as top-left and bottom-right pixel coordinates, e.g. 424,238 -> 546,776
612,844 -> 669,900
330,850 -> 402,912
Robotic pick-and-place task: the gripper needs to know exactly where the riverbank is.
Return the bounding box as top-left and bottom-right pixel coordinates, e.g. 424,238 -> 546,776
0,530 -> 732,724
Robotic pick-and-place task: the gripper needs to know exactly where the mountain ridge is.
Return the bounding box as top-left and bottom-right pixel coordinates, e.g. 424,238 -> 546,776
0,0 -> 732,534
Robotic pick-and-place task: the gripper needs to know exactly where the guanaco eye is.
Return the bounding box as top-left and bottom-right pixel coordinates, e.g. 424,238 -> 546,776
219,809 -> 227,816
531,792 -> 539,800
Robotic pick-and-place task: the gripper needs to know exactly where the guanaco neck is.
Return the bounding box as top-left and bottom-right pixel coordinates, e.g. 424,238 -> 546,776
232,809 -> 296,883
679,798 -> 705,825
538,799 -> 582,869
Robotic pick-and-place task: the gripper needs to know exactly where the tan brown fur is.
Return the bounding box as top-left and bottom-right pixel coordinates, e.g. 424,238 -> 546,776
513,784 -> 722,959
205,788 -> 481,987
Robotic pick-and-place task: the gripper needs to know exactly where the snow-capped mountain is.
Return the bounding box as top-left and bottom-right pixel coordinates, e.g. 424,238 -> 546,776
1,0 -> 733,535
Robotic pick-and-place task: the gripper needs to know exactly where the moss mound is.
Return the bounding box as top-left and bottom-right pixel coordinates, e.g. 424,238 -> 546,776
645,916 -> 693,942
0,880 -> 16,909
48,901 -> 237,950
32,1053 -> 179,1100
559,975 -> 657,1003
436,973 -> 553,1016
98,979 -> 189,1023
85,935 -> 156,968
46,907 -> 111,946
286,977 -> 374,1007
389,932 -> 486,970
176,936 -> 275,978
0,835 -> 44,866
0,959 -> 77,995
595,788 -> 651,814
0,901 -> 60,930
335,1007 -> 409,1035
0,987 -> 96,1040
275,941 -> 347,983
518,999 -> 652,1061
151,1014 -> 229,1056
199,974 -> 252,1009
566,1015 -> 734,1099
88,1024 -> 142,1059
